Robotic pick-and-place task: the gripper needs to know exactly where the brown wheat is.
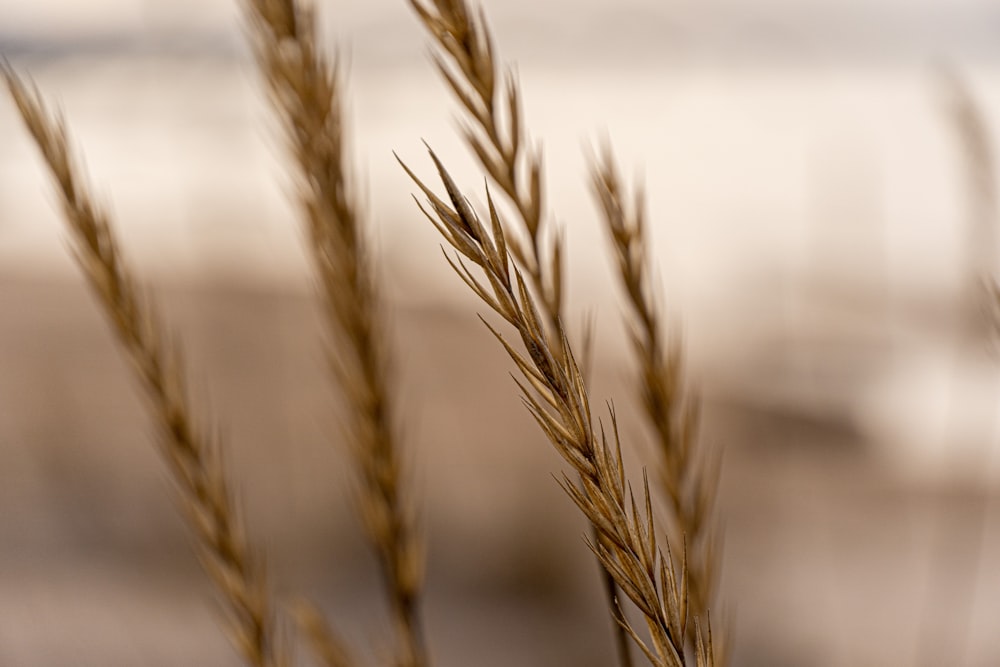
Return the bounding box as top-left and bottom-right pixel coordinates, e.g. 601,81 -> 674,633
242,2 -> 427,666
590,150 -> 725,660
3,65 -> 286,667
407,0 -> 560,341
398,146 -> 715,666
292,600 -> 355,667
405,2 -> 635,661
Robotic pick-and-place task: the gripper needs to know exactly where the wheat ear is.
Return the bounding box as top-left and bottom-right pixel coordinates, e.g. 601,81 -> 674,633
3,66 -> 285,667
590,150 -> 725,660
405,2 -> 636,661
407,0 -> 560,339
242,3 -> 426,666
399,147 -> 714,666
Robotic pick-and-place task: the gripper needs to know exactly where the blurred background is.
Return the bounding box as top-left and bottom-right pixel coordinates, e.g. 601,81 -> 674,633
3,0 -> 1000,664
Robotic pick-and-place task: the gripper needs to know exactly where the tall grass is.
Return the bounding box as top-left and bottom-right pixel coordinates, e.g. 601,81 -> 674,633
243,1 -> 426,665
3,66 -> 287,667
3,0 -> 725,665
402,2 -> 640,663
397,145 -> 710,666
590,150 -> 724,658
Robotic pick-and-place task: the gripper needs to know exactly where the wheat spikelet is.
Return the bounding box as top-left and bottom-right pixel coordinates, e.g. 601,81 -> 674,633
590,150 -> 725,660
399,146 -> 715,666
406,2 -> 638,661
242,2 -> 426,665
3,66 -> 285,667
407,0 -> 560,340
694,618 -> 715,667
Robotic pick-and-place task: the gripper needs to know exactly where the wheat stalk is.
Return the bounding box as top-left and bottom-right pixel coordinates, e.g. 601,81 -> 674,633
590,150 -> 725,660
407,0 -> 560,340
399,146 -> 715,666
405,2 -> 639,661
292,600 -> 355,667
940,67 -> 1000,343
3,66 -> 286,667
242,2 -> 426,666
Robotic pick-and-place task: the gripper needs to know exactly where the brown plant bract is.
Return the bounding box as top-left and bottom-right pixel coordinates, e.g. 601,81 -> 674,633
3,67 -> 285,667
590,151 -> 725,660
398,147 -> 714,666
911,67 -> 999,667
243,2 -> 426,666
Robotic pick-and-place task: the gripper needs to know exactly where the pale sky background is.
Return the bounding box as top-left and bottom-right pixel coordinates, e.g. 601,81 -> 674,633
3,0 -> 999,291
4,0 -> 1000,481
2,0 -> 1000,62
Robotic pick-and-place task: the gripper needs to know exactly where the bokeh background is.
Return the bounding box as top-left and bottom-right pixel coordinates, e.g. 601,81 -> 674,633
3,0 -> 1000,664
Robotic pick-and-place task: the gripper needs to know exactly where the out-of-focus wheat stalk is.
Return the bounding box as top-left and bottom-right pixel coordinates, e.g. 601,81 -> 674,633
242,2 -> 426,666
912,66 -> 999,667
405,2 -> 635,661
292,600 -> 355,667
590,150 -> 725,660
3,66 -> 286,667
399,146 -> 715,666
940,68 -> 1000,343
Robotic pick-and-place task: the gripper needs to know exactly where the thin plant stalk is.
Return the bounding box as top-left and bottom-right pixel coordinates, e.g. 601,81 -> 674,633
405,2 -> 632,662
242,2 -> 426,666
590,150 -> 724,659
3,66 -> 286,667
407,0 -> 561,339
399,146 -> 716,666
292,600 -> 355,667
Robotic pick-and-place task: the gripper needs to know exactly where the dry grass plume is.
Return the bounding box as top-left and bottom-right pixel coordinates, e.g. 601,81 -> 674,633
398,146 -> 714,666
405,2 -> 637,662
591,150 -> 725,661
243,1 -> 427,666
408,0 -> 560,338
2,65 -> 286,667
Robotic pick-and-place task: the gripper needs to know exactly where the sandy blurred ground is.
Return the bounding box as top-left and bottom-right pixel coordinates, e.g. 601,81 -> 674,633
2,274 -> 999,666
